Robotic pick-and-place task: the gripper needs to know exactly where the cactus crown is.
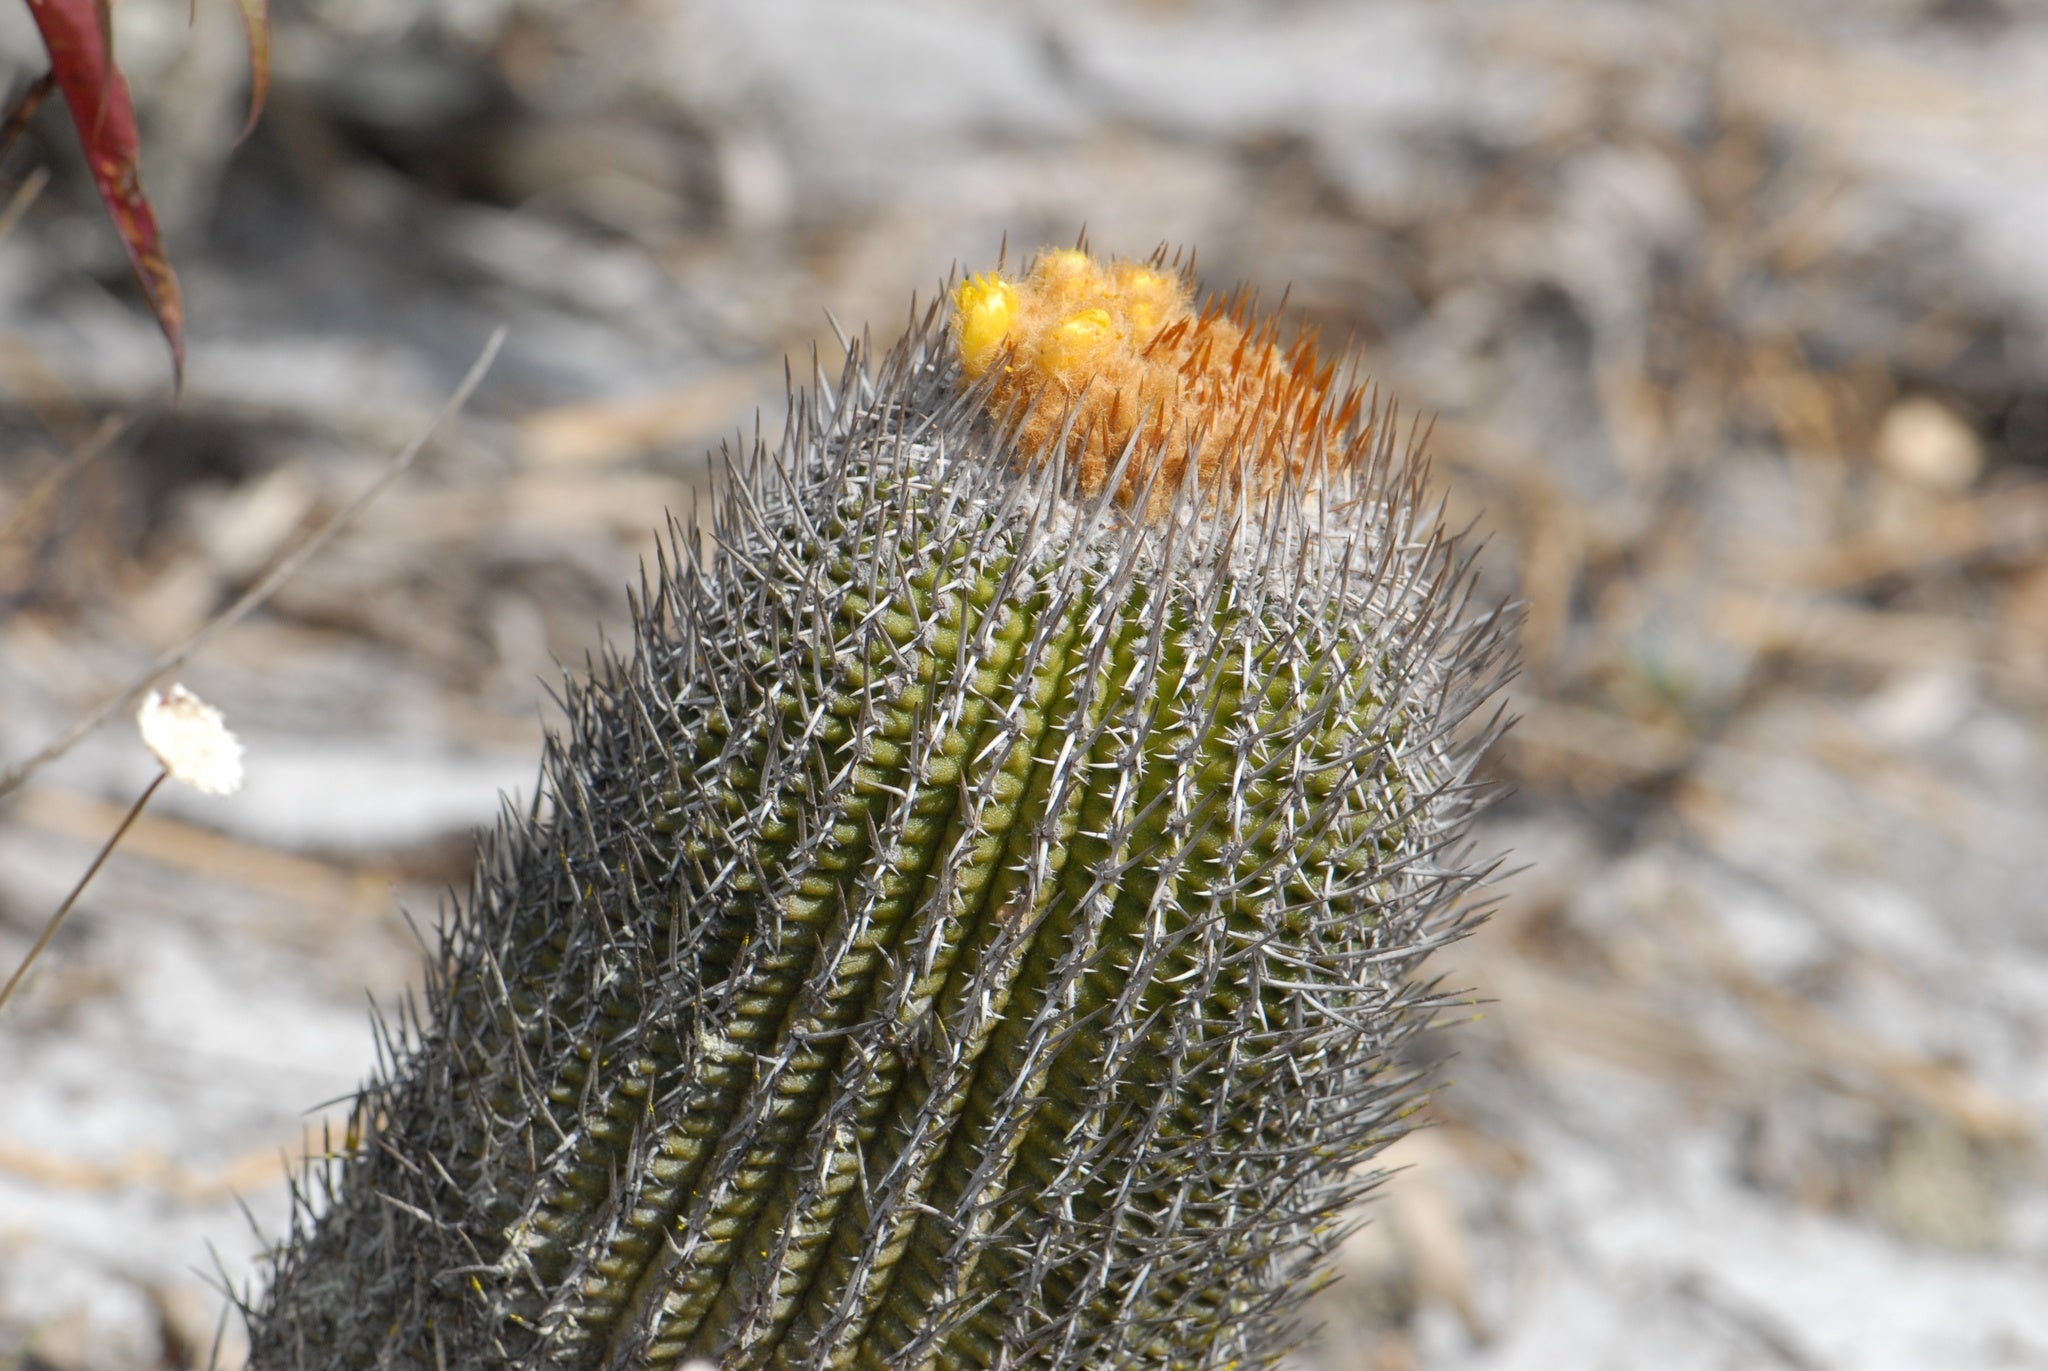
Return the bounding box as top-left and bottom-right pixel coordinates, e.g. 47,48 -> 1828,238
250,250 -> 1514,1371
952,247 -> 1372,517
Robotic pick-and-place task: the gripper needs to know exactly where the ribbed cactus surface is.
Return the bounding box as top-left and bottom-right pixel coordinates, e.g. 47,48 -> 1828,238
250,250 -> 1513,1371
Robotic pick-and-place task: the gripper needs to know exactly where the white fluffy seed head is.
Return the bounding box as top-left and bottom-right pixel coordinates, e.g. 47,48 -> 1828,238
137,683 -> 244,795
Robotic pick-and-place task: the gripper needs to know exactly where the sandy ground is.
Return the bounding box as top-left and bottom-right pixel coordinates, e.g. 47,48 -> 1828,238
3,1 -> 2047,1367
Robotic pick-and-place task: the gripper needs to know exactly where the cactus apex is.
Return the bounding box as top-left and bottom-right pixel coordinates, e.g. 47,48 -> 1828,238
949,245 -> 1373,519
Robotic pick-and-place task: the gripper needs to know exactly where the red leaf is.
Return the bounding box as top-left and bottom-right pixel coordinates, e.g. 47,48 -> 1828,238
21,0 -> 186,389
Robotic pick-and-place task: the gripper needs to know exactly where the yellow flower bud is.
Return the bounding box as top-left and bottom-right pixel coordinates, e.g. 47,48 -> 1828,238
1040,306 -> 1116,376
952,273 -> 1019,380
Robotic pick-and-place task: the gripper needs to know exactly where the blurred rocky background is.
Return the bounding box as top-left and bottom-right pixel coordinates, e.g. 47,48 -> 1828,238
4,0 -> 2047,1367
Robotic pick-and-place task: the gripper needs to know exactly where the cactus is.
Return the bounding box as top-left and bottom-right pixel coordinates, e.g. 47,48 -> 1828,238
247,246 -> 1514,1371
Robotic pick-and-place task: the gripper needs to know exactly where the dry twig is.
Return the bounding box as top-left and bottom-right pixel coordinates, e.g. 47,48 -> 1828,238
0,328 -> 507,800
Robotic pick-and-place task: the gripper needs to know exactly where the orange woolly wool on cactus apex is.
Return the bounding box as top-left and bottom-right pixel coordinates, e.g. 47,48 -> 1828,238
949,245 -> 1374,514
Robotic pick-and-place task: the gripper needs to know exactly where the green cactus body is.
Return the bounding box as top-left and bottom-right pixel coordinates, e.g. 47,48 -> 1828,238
251,260 -> 1512,1371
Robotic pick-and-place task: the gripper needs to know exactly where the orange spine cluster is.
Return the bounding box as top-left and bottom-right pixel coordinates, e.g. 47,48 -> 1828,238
952,247 -> 1372,514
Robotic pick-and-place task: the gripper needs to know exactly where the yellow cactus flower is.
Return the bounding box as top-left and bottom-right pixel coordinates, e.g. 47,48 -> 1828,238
953,273 -> 1020,380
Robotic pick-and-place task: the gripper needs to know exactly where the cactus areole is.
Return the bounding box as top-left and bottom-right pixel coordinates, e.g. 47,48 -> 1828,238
251,247 -> 1515,1371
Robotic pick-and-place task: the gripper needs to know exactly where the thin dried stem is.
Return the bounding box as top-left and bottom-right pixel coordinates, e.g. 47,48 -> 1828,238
0,409 -> 132,547
0,163 -> 50,244
0,326 -> 507,800
0,73 -> 55,164
0,769 -> 165,1015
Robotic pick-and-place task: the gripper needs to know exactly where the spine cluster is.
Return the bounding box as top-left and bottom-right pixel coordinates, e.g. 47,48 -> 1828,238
249,251 -> 1512,1371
